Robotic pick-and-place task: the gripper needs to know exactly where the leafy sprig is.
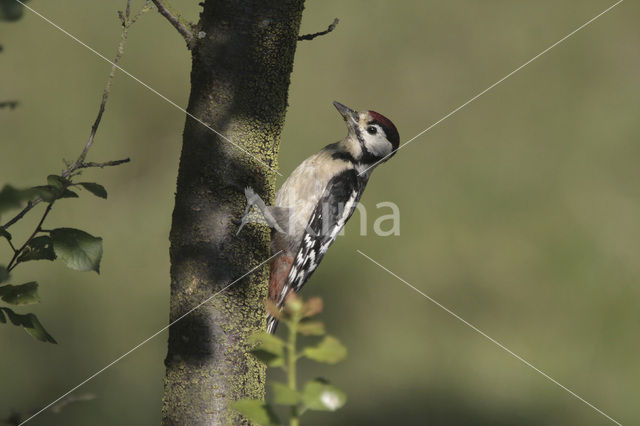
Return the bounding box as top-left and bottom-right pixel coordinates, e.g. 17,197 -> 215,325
0,0 -> 151,344
234,295 -> 348,426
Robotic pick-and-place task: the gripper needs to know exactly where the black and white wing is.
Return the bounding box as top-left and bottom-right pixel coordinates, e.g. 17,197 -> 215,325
276,169 -> 365,305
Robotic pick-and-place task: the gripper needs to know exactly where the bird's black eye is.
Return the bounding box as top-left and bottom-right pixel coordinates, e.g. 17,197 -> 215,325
367,126 -> 377,135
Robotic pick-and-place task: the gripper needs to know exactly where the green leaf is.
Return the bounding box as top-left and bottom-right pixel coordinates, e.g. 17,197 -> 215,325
303,335 -> 347,364
42,176 -> 76,199
59,189 -> 79,199
0,307 -> 57,343
51,228 -> 103,273
249,331 -> 285,367
297,320 -> 325,336
47,175 -> 68,191
250,331 -> 285,354
0,282 -> 40,305
16,236 -> 56,263
270,382 -> 300,406
31,185 -> 58,202
283,293 -> 303,315
252,349 -> 285,367
232,399 -> 279,426
79,182 -> 107,199
0,227 -> 12,240
0,265 -> 9,283
301,379 -> 346,412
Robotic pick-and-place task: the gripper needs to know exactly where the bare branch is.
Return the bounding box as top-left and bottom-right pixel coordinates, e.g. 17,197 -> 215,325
151,0 -> 194,48
68,1 -> 149,173
7,202 -> 54,271
0,156 -> 131,233
79,158 -> 131,169
0,1 -> 143,234
1,200 -> 41,231
4,234 -> 17,253
71,12 -> 130,172
298,18 -> 339,41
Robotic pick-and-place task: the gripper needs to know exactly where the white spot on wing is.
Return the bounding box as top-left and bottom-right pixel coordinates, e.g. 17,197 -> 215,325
319,190 -> 358,254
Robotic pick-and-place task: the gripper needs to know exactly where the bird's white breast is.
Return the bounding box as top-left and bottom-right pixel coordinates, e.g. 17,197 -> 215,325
273,149 -> 352,252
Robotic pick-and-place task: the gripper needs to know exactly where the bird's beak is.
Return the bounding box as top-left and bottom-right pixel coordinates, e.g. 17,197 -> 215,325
333,101 -> 359,129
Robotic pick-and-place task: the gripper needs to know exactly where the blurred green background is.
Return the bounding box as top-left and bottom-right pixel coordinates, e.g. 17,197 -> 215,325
1,0 -> 638,424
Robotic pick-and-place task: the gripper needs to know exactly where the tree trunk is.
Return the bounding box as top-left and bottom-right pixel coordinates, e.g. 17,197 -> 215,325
161,1 -> 305,424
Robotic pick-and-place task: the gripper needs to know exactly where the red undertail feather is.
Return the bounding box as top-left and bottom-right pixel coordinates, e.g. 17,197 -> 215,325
269,254 -> 293,306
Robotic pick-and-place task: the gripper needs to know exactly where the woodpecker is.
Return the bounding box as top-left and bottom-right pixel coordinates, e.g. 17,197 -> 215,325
256,101 -> 399,333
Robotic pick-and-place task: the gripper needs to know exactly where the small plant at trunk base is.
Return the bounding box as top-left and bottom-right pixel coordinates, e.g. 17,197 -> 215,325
233,295 -> 347,425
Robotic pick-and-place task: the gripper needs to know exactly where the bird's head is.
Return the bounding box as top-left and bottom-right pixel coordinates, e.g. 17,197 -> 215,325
333,101 -> 399,166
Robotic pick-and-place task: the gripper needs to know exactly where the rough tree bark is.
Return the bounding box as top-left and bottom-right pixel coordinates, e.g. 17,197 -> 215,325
160,1 -> 305,424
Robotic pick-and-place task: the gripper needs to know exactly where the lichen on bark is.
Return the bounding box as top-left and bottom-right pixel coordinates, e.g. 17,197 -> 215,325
161,1 -> 305,424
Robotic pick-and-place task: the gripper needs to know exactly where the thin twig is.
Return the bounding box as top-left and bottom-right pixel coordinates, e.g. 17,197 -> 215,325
298,18 -> 339,41
1,201 -> 38,231
7,202 -> 54,271
0,2 -> 143,236
151,0 -> 194,47
5,236 -> 17,253
78,158 -> 131,169
69,11 -> 131,174
0,0 -> 149,246
1,158 -> 131,233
